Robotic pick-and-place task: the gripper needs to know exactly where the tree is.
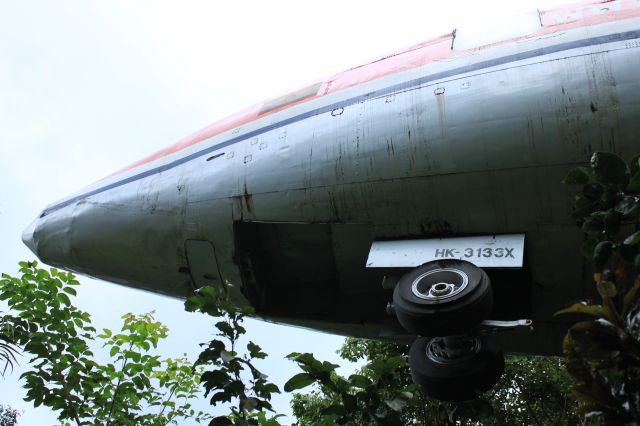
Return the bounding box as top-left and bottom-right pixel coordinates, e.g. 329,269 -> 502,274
290,337 -> 580,425
0,262 -> 209,425
184,285 -> 283,425
558,152 -> 640,423
0,405 -> 20,426
484,355 -> 579,425
286,350 -> 415,425
1,262 -> 285,425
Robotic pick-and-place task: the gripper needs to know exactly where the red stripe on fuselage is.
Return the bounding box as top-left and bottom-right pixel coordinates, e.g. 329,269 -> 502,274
111,0 -> 640,178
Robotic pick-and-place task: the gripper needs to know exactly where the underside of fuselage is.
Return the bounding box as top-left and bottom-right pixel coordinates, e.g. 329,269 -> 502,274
23,2 -> 640,358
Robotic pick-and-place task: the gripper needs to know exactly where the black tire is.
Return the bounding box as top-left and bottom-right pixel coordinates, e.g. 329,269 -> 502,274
409,335 -> 505,402
392,259 -> 492,336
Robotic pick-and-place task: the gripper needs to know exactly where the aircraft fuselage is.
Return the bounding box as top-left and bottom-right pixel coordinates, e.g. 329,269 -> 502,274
24,0 -> 640,355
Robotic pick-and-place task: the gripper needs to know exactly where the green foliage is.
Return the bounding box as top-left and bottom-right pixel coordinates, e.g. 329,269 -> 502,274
558,152 -> 640,424
0,405 -> 20,426
484,356 -> 579,425
291,338 -> 579,425
0,261 -> 209,425
0,311 -> 20,377
286,350 -> 414,425
185,285 -> 281,425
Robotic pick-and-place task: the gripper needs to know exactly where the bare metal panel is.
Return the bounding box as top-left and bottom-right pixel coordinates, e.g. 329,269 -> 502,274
259,82 -> 322,115
185,240 -> 223,289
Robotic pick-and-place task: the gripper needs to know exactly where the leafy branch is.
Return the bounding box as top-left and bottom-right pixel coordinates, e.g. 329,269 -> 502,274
0,261 -> 209,425
558,152 -> 640,424
185,285 -> 282,425
285,351 -> 414,425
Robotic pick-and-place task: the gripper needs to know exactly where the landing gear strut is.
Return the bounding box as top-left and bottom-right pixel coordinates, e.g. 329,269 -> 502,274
392,259 -> 531,401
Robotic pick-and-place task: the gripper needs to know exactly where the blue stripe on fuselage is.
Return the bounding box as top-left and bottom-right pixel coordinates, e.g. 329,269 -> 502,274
41,29 -> 640,217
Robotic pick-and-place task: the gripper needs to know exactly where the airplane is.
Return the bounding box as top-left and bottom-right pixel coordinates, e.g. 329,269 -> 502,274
22,0 -> 640,401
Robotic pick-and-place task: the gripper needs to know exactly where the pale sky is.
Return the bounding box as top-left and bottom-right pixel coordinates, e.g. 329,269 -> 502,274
0,0 -> 576,424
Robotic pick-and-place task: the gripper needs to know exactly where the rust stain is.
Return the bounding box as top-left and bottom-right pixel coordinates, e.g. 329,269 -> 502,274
435,92 -> 447,145
243,182 -> 254,214
526,118 -> 538,159
386,137 -> 395,155
327,190 -> 340,221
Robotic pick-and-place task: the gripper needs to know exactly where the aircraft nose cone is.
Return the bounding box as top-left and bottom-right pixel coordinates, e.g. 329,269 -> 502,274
22,218 -> 38,255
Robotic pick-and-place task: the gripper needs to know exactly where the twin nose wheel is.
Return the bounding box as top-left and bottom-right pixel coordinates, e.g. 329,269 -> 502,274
393,259 -> 504,401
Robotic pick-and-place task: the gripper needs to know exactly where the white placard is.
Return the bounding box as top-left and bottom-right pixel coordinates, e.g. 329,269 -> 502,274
366,234 -> 525,268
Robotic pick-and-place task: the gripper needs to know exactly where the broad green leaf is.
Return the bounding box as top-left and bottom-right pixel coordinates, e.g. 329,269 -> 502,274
259,382 -> 280,396
348,374 -> 372,388
581,213 -> 605,235
62,287 -> 77,296
284,372 -> 315,392
210,416 -> 233,426
320,360 -> 340,372
239,396 -> 258,411
34,300 -> 46,312
201,370 -> 230,388
563,167 -> 590,185
215,321 -> 234,338
555,303 -> 607,318
385,397 -> 408,412
57,293 -> 71,306
583,182 -> 604,200
590,151 -> 629,186
624,231 -> 640,246
570,320 -> 621,337
109,346 -> 119,357
342,393 -> 357,412
286,352 -> 318,366
630,154 -> 640,175
320,404 -> 346,417
197,286 -> 217,299
572,195 -> 597,219
614,196 -> 639,217
386,356 -> 406,371
246,341 -> 266,359
627,172 -> 640,193
596,280 -> 617,299
593,241 -> 614,269
220,350 -> 235,363
623,276 -> 640,317
183,296 -> 203,312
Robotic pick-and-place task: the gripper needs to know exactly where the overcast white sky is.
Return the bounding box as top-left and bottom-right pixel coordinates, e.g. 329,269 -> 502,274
0,0 -> 576,424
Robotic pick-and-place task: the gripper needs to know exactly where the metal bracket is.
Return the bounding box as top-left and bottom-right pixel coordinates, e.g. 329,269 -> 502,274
476,319 -> 533,335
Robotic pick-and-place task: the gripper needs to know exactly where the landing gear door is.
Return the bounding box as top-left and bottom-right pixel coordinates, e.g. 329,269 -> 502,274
185,239 -> 223,290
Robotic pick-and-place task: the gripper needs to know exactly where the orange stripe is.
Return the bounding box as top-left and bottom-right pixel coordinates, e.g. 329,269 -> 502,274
111,0 -> 640,178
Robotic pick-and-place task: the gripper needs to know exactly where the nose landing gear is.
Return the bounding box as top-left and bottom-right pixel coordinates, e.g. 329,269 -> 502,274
409,335 -> 504,401
392,259 -> 531,401
393,259 -> 493,337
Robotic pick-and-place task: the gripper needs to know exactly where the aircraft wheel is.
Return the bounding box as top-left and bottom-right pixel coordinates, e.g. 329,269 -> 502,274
392,259 -> 492,336
409,335 -> 504,402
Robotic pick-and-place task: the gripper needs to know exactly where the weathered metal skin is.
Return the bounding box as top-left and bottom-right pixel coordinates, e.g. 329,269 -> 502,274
23,1 -> 640,354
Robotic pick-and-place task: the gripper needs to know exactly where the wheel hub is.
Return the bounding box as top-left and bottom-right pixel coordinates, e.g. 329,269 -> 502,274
426,336 -> 480,364
411,268 -> 469,300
